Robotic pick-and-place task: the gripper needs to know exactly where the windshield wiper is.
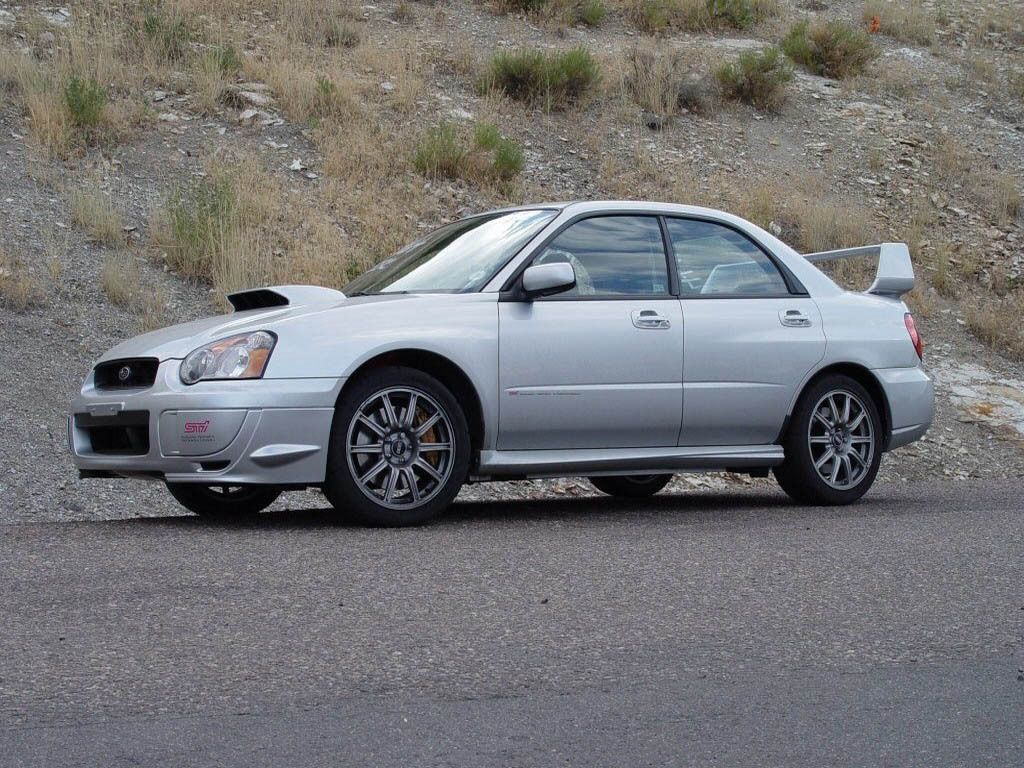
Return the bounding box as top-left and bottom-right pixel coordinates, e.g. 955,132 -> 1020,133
348,290 -> 410,297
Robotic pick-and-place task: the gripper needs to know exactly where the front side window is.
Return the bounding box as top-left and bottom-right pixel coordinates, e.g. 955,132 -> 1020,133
531,215 -> 669,297
343,209 -> 557,295
667,218 -> 789,297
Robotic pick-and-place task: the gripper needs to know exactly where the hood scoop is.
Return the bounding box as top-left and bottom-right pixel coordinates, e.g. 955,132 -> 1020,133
227,285 -> 346,312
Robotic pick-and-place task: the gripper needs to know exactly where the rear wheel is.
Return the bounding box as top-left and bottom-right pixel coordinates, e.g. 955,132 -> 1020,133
590,474 -> 673,498
324,366 -> 470,526
774,374 -> 882,505
166,483 -> 281,518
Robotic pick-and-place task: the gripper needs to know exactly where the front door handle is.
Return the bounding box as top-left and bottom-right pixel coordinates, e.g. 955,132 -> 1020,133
631,309 -> 671,329
780,309 -> 812,327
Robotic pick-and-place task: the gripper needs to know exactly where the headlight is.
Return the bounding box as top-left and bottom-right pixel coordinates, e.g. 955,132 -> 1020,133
179,331 -> 276,385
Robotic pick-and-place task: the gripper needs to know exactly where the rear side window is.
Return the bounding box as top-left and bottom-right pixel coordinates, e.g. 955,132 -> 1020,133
532,215 -> 669,297
666,218 -> 789,297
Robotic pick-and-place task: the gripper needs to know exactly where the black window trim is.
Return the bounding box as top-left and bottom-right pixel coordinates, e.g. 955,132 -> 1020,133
499,212 -> 676,302
662,214 -> 808,299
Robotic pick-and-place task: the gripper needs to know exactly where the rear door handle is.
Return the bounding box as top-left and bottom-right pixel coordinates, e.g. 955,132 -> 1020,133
780,309 -> 812,327
631,309 -> 671,329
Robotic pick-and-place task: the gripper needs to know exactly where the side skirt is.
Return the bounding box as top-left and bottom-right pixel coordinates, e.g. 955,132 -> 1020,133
473,445 -> 784,481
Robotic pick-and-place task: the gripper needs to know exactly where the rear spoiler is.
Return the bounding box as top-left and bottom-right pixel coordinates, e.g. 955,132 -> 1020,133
803,243 -> 914,297
227,285 -> 346,312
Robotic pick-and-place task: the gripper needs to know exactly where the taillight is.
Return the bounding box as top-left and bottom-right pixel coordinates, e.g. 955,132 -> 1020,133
904,312 -> 923,360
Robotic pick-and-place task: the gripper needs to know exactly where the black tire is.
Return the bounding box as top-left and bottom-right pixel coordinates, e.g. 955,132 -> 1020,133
324,366 -> 470,527
774,374 -> 883,505
166,483 -> 281,517
589,474 -> 673,498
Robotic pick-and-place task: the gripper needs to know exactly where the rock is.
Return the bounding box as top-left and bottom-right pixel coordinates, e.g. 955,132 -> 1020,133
41,7 -> 71,27
151,90 -> 168,103
449,107 -> 473,121
380,81 -> 395,93
238,90 -> 274,107
289,158 -> 306,172
0,10 -> 16,28
157,112 -> 180,122
642,111 -> 668,131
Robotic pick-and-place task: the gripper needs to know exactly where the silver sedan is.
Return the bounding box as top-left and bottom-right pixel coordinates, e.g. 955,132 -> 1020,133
69,201 -> 934,525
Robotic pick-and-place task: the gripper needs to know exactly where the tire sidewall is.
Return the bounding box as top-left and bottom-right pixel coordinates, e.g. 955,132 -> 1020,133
324,366 -> 470,526
590,474 -> 673,498
778,374 -> 883,505
166,483 -> 281,517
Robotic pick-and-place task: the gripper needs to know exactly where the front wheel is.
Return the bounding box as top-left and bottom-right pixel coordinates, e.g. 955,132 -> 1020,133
774,374 -> 882,505
324,366 -> 470,526
166,483 -> 281,518
590,474 -> 673,498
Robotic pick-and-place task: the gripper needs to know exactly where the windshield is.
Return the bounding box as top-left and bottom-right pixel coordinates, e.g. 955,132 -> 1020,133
343,209 -> 558,295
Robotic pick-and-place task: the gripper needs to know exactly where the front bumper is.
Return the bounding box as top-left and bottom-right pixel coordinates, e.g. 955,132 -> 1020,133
69,361 -> 345,485
874,365 -> 934,451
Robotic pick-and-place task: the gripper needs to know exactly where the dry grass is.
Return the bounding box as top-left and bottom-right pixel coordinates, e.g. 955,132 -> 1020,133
25,90 -> 72,157
933,135 -> 1021,226
137,288 -> 171,332
973,7 -> 1024,49
101,252 -> 141,308
862,0 -> 935,46
622,45 -> 687,117
626,0 -> 777,35
69,189 -> 126,246
150,161 -> 276,292
966,294 -> 1024,362
283,0 -> 362,48
0,247 -> 43,310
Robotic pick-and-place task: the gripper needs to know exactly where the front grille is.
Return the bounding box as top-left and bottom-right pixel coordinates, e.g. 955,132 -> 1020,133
75,410 -> 150,456
94,358 -> 159,390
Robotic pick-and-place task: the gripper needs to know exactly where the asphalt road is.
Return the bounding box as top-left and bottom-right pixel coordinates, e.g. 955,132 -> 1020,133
1,480 -> 1022,767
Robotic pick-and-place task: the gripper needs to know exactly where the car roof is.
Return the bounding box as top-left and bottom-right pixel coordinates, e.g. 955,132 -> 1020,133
482,200 -> 753,221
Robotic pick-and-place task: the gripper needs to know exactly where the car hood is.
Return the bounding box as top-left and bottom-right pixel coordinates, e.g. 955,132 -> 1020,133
96,292 -> 414,363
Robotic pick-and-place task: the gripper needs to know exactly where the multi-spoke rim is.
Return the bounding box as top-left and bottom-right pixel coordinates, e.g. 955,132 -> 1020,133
807,389 -> 874,490
346,386 -> 455,511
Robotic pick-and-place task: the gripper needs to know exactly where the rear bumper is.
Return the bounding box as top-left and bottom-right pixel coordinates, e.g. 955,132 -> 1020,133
69,361 -> 344,485
874,365 -> 934,450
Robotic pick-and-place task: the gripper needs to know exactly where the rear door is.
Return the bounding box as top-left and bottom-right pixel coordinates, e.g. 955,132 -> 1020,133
497,215 -> 683,450
665,217 -> 826,446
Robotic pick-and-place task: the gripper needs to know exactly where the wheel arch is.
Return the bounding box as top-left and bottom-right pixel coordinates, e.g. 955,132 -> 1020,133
783,363 -> 892,449
337,349 -> 486,464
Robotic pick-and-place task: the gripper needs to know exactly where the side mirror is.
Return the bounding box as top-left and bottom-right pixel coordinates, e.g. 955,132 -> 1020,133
521,263 -> 576,300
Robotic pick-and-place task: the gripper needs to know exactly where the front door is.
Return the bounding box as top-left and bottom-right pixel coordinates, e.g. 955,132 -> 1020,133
497,215 -> 684,450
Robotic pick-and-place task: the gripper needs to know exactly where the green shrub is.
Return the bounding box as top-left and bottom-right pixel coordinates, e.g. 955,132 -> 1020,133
492,139 -> 525,181
715,45 -> 793,112
631,0 -> 673,34
782,19 -> 878,79
414,122 -> 466,179
706,0 -> 755,29
473,122 -> 502,151
479,47 -> 599,109
474,122 -> 524,181
324,19 -> 361,48
207,44 -> 242,75
577,0 -> 607,26
496,0 -> 549,12
143,7 -> 192,62
64,77 -> 108,130
157,175 -> 241,281
630,0 -> 775,34
414,122 -> 525,184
